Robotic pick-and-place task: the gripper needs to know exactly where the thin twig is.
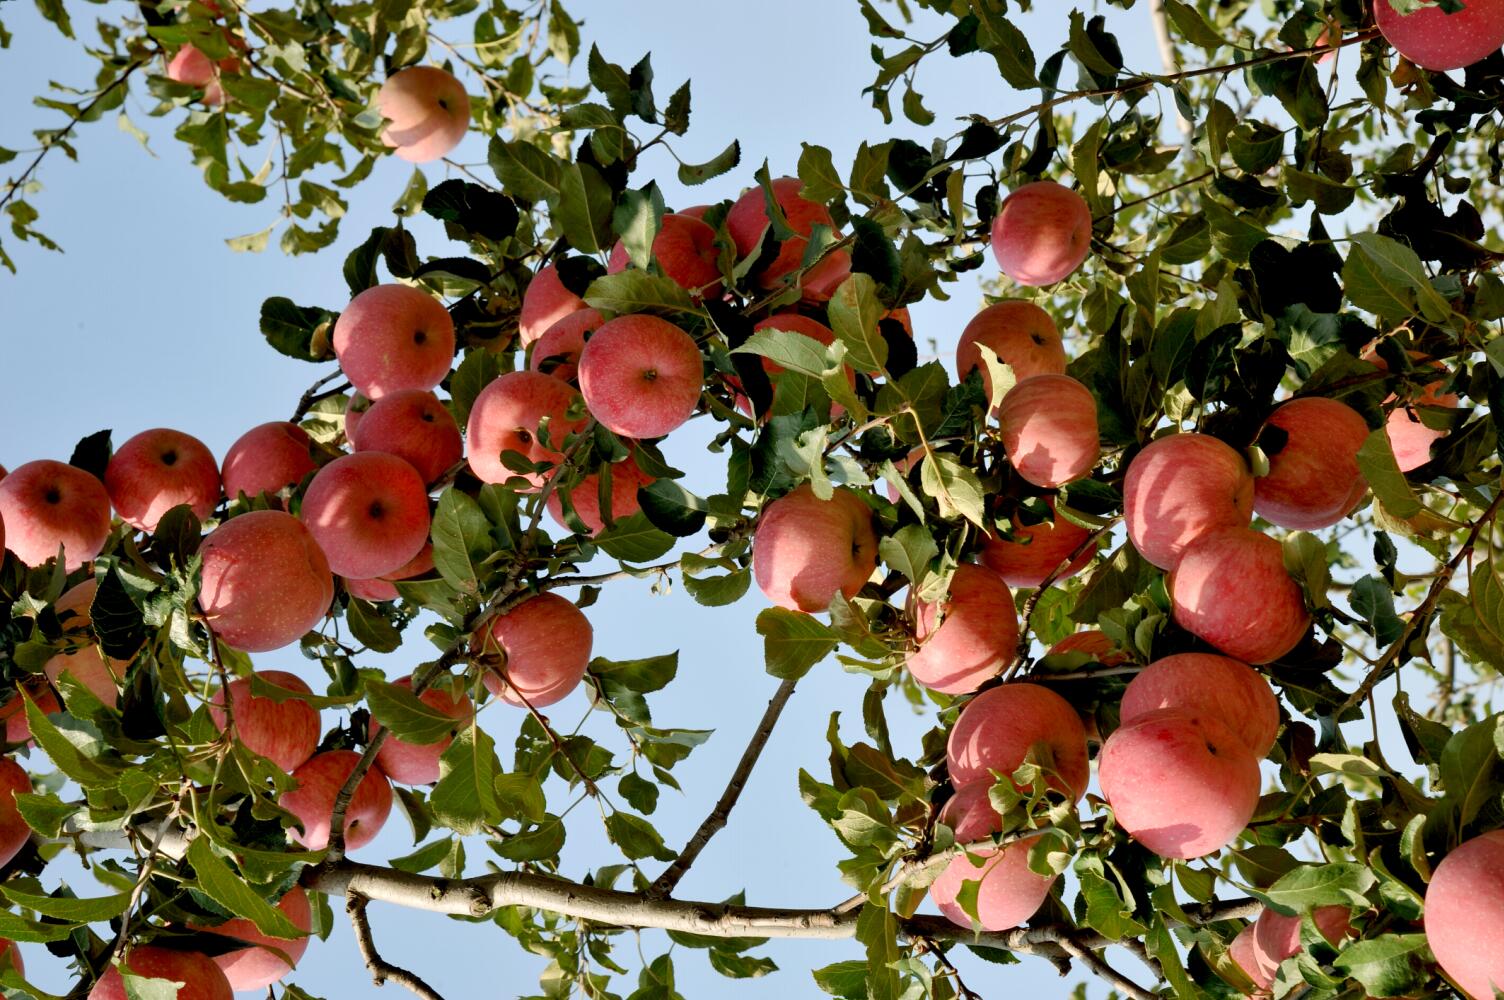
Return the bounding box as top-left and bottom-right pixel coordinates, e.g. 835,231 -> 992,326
1057,936 -> 1158,1000
347,891 -> 449,1000
289,371 -> 348,422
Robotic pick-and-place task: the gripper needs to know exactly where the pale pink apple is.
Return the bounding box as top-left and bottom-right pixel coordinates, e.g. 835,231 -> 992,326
546,454 -> 654,536
198,510 -> 334,652
299,452 -> 430,580
908,564 -> 1020,695
607,213 -> 723,297
476,593 -> 593,708
1244,904 -> 1354,990
0,683 -> 60,746
208,670 -> 321,772
0,757 -> 31,870
0,460 -> 112,571
726,176 -> 852,296
193,886 -> 311,992
166,45 -> 227,106
221,422 -> 318,502
44,579 -> 128,707
753,484 -> 878,613
1124,433 -> 1255,570
1375,0 -> 1504,71
281,749 -> 393,851
349,388 -> 462,485
465,370 -> 589,488
1424,829 -> 1504,999
1121,653 -> 1280,757
946,682 -> 1089,798
1254,397 -> 1369,530
929,783 -> 1056,931
991,181 -> 1093,286
333,284 -> 455,399
519,263 -> 588,346
1228,923 -> 1263,992
1170,527 -> 1311,664
376,65 -> 470,163
979,499 -> 1097,588
1099,708 -> 1261,859
373,675 -> 472,785
1365,349 -> 1460,471
955,301 -> 1068,404
530,309 -> 604,382
89,946 -> 232,1000
106,428 -> 221,532
345,544 -> 434,603
998,375 -> 1100,488
577,315 -> 703,439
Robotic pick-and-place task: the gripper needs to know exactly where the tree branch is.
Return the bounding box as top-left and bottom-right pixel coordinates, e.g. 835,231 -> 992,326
347,890 -> 449,1000
647,676 -> 799,898
1057,936 -> 1158,1000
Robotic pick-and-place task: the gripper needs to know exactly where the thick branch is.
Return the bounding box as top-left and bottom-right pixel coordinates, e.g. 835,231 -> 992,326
1057,936 -> 1158,1000
647,676 -> 799,898
347,891 -> 449,1000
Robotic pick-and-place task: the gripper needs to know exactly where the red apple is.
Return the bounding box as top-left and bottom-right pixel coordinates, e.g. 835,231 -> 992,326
1170,527 -> 1311,664
1121,653 -> 1280,757
0,937 -> 21,977
1245,904 -> 1354,989
221,422 -> 318,502
376,66 -> 471,163
1228,923 -> 1263,993
199,510 -> 334,652
281,749 -> 393,852
299,452 -> 430,580
166,45 -> 227,106
998,374 -> 1100,488
1364,348 -> 1460,471
1099,708 -> 1261,859
0,682 -> 60,746
0,460 -> 112,572
89,946 -> 232,1000
0,757 -> 32,870
465,370 -> 589,488
1375,0 -> 1504,71
1425,830 -> 1504,999
929,783 -> 1056,931
726,176 -> 851,296
529,308 -> 604,382
373,675 -> 472,785
345,544 -> 434,603
577,315 -> 703,439
607,213 -> 723,297
106,428 -> 221,532
1124,433 -> 1255,570
208,670 -> 321,772
44,579 -> 126,707
946,683 -> 1089,798
193,886 -> 311,992
349,388 -> 462,485
955,301 -> 1068,404
546,454 -> 654,536
333,284 -> 455,399
519,262 -> 588,346
1254,397 -> 1369,530
753,484 -> 878,613
477,593 -> 593,708
979,500 -> 1097,588
990,180 -> 1093,286
908,564 -> 1020,695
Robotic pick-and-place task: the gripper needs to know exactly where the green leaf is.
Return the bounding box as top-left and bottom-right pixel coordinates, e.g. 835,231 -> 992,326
1162,0 -> 1226,49
595,512 -> 677,563
431,488 -> 494,593
1350,575 -> 1404,645
1439,714 -> 1502,828
2,886 -> 130,923
1343,233 -> 1452,326
733,329 -> 833,377
584,270 -> 695,317
827,273 -> 887,373
259,297 -> 334,363
605,812 -> 674,861
756,607 -> 837,680
797,144 -> 844,204
1332,934 -> 1432,997
811,960 -> 869,998
366,680 -> 463,746
346,599 -> 401,653
1256,863 -> 1375,915
637,480 -> 708,537
612,182 -> 664,272
0,907 -> 77,943
430,725 -> 501,835
556,161 -> 615,254
592,653 -> 678,696
186,838 -> 303,939
919,452 -> 987,528
878,524 -> 937,587
23,697 -> 120,788
487,137 -> 563,203
1356,428 -> 1422,519
677,139 -> 741,186
13,792 -> 72,839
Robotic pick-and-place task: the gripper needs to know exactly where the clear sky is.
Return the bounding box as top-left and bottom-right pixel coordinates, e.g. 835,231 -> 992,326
0,2 -> 1184,997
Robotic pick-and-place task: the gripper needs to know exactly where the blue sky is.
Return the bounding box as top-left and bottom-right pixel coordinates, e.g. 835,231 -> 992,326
0,2 -> 1187,997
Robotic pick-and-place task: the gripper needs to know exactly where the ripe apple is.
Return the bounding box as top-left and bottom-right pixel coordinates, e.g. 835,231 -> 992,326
299,452 -> 430,580
1424,829 -> 1504,999
1098,708 -> 1261,859
607,213 -> 723,297
281,749 -> 393,852
1228,923 -> 1263,992
372,675 -> 473,785
955,301 -> 1068,404
1243,904 -> 1354,989
1170,527 -> 1311,664
1254,397 -> 1369,530
1123,432 -> 1255,570
198,510 -> 334,652
530,308 -> 604,382
979,500 -> 1097,588
733,312 -> 855,418
1375,0 -> 1504,71
193,886 -> 311,992
990,180 -> 1093,286
207,670 -> 321,772
89,946 -> 233,1000
1121,653 -> 1280,757
908,564 -> 1020,695
105,428 -> 221,532
476,593 -> 593,708
43,579 -> 129,709
753,484 -> 878,612
577,315 -> 704,439
998,374 -> 1100,488
376,65 -> 470,163
0,936 -> 21,977
166,45 -> 227,106
0,756 -> 32,870
519,262 -> 588,346
546,454 -> 654,536
466,370 -> 589,488
221,422 -> 318,502
333,284 -> 456,399
726,176 -> 852,297
345,544 -> 434,603
0,682 -> 60,746
0,460 -> 113,572
928,782 -> 1056,931
1364,348 -> 1460,471
349,388 -> 462,485
946,682 -> 1089,799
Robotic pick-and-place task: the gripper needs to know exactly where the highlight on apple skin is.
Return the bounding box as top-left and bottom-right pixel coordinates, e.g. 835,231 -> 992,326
577,314 -> 704,439
990,180 -> 1093,286
207,670 -> 321,773
997,374 -> 1100,488
299,452 -> 431,580
105,427 -> 221,532
1098,708 -> 1261,860
945,682 -> 1090,798
1374,0 -> 1504,72
1123,432 -> 1255,571
198,510 -> 334,653
1120,652 -> 1280,757
928,783 -> 1056,932
332,283 -> 456,400
281,749 -> 394,852
466,370 -> 589,488
1253,397 -> 1370,530
1170,527 -> 1311,664
0,459 -> 113,572
908,564 -> 1020,695
221,421 -> 319,502
477,592 -> 594,708
752,484 -> 878,613
1423,829 -> 1504,999
376,65 -> 471,163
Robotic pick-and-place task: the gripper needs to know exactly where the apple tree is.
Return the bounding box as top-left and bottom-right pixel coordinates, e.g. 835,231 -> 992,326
5,0 -> 1504,997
